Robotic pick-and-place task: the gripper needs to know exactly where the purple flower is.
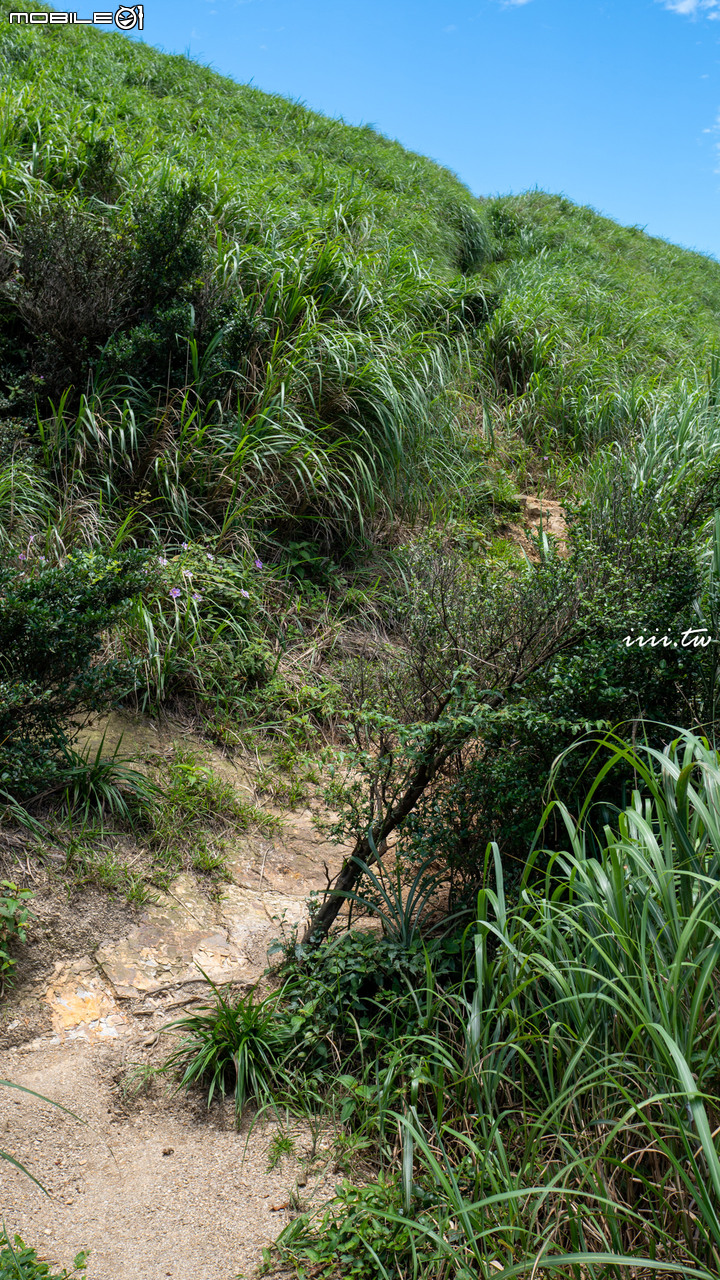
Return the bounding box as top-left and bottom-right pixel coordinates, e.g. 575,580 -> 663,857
192,593 -> 203,603
207,554 -> 214,561
169,587 -> 182,599
158,556 -> 168,566
254,558 -> 263,570
240,589 -> 249,599
182,542 -> 189,551
18,554 -> 26,562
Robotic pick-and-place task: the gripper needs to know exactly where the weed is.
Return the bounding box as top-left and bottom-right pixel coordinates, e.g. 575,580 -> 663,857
116,1063 -> 161,1101
266,1128 -> 296,1171
254,744 -> 320,809
0,1234 -> 88,1280
162,974 -> 293,1124
0,881 -> 34,996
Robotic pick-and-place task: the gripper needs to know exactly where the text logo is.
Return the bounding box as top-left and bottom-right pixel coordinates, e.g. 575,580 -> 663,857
9,6 -> 144,28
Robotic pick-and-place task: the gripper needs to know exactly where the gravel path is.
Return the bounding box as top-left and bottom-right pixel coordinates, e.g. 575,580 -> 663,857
0,1040 -> 335,1279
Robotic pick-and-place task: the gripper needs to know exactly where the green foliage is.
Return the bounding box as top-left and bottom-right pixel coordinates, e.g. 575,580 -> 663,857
337,850 -> 464,946
270,730 -> 720,1279
162,975 -> 292,1122
0,549 -> 146,797
0,1233 -> 87,1280
278,925 -> 460,1069
0,880 -> 33,995
5,16 -> 720,559
56,827 -> 152,903
0,18 -> 494,543
118,543 -> 264,715
266,1177 -> 419,1279
144,745 -> 277,884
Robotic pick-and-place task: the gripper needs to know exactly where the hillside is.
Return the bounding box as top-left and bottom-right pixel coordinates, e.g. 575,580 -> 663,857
2,11 -> 720,487
5,14 -> 720,1280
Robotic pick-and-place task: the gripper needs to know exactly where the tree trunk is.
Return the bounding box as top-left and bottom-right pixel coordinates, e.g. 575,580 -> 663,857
301,733 -> 459,945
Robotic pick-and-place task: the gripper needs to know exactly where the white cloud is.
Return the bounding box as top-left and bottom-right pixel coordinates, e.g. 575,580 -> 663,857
658,0 -> 720,17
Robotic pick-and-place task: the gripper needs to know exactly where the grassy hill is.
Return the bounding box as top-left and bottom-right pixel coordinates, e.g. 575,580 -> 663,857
2,10 -> 720,520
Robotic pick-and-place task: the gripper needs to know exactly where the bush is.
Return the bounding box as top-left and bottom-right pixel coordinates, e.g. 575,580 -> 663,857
162,977 -> 292,1122
6,183 -> 209,405
403,626 -> 703,897
0,880 -> 34,996
11,203 -> 135,398
279,927 -> 461,1069
0,1233 -> 87,1280
0,549 -> 147,797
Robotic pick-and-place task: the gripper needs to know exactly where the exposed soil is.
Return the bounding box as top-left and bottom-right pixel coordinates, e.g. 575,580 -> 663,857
0,1043 -> 338,1280
0,720 -> 350,1279
498,493 -> 568,558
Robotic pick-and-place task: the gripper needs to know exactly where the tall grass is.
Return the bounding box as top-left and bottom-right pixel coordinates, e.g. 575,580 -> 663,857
276,728 -> 720,1278
3,18 -> 720,563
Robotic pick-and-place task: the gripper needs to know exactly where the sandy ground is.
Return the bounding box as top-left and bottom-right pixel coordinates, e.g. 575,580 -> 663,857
0,1040 -> 335,1279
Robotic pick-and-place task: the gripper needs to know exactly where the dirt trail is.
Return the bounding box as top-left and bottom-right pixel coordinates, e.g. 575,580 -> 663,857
0,724 -> 348,1279
498,493 -> 568,559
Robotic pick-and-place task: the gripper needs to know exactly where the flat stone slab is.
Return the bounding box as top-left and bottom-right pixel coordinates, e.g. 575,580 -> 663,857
95,874 -> 306,998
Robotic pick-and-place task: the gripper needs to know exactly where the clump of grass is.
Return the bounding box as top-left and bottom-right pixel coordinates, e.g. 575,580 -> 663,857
162,975 -> 292,1124
53,826 -> 153,905
254,743 -> 321,809
267,1127 -> 296,1171
144,746 -> 279,886
116,1062 -> 161,1102
47,733 -> 160,829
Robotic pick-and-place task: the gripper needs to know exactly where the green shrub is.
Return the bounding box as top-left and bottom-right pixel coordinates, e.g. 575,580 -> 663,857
0,1233 -> 87,1280
12,202 -> 135,400
268,1176 -> 418,1280
279,926 -> 461,1068
0,549 -> 146,798
9,183 -> 209,404
0,880 -> 34,996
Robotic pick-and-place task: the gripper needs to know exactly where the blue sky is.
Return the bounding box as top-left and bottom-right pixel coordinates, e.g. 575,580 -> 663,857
124,0 -> 720,258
